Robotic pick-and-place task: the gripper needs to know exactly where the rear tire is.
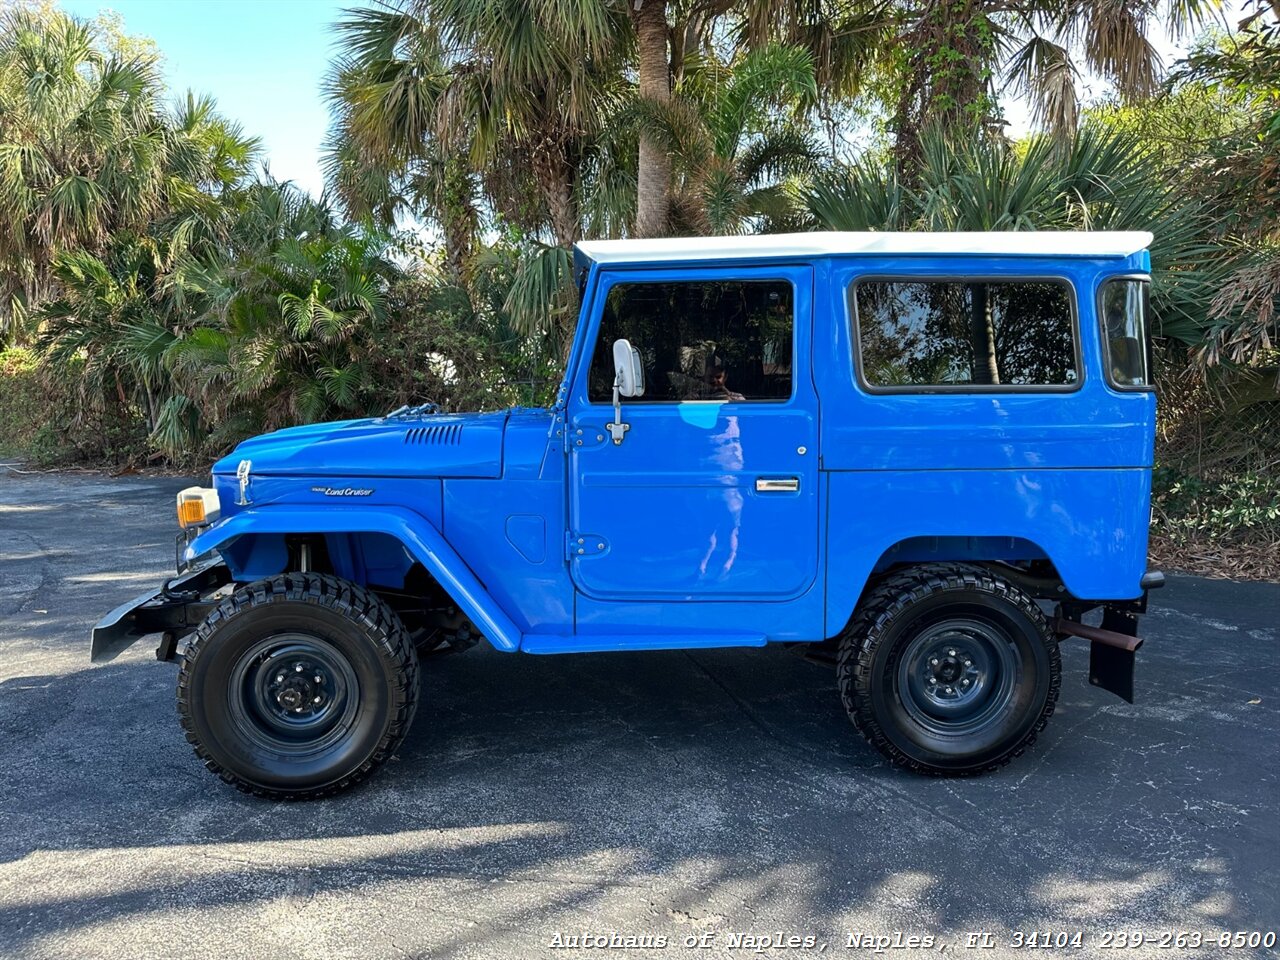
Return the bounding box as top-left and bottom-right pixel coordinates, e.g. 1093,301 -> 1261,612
837,563 -> 1060,775
177,573 -> 419,799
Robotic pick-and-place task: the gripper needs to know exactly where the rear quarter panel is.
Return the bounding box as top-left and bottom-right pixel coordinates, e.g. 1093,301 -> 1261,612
814,254 -> 1156,637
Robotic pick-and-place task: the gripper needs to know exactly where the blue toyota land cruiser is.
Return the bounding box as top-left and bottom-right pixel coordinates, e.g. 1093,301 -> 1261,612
94,231 -> 1164,798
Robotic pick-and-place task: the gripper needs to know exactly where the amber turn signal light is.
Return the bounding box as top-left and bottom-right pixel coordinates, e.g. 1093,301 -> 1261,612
176,487 -> 220,529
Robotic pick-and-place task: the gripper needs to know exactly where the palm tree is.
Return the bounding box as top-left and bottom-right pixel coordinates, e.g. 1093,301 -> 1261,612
805,124 -> 1245,351
0,9 -> 160,339
632,0 -> 672,238
326,0 -> 635,346
1175,11 -> 1280,370
629,0 -> 896,237
632,43 -> 820,235
38,243 -> 174,438
161,183 -> 400,443
889,0 -> 1218,171
37,179 -> 380,460
0,8 -> 258,343
323,4 -> 477,279
326,0 -> 627,252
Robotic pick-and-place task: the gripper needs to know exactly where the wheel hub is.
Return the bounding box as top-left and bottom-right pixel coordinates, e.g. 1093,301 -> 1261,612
933,656 -> 963,684
266,658 -> 328,717
897,618 -> 1020,735
228,635 -> 357,748
277,686 -> 304,710
922,643 -> 982,701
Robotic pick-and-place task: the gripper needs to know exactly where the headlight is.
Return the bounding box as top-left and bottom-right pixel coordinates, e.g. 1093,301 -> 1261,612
176,486 -> 221,528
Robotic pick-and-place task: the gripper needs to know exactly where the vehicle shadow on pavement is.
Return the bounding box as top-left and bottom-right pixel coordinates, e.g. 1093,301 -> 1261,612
0,629 -> 1276,957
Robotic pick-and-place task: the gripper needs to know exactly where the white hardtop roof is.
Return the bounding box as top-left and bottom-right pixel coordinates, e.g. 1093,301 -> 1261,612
574,231 -> 1153,264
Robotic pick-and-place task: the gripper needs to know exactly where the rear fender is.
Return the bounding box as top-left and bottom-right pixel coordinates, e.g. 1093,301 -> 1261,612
186,505 -> 521,652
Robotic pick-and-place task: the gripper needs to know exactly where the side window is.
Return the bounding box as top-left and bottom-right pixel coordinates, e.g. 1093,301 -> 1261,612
1099,278 -> 1151,389
852,278 -> 1078,390
588,280 -> 794,403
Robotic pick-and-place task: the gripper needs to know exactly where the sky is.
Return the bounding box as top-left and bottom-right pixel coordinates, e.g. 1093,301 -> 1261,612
61,0 -> 349,197
59,0 -> 1249,202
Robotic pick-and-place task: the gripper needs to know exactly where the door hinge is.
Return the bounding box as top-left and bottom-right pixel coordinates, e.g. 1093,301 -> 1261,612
568,426 -> 609,450
566,532 -> 608,560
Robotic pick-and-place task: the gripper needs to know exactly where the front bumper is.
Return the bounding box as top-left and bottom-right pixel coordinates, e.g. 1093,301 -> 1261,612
90,563 -> 230,663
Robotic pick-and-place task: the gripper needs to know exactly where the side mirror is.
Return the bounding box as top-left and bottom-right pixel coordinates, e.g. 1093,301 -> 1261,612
606,339 -> 643,445
612,339 -> 645,398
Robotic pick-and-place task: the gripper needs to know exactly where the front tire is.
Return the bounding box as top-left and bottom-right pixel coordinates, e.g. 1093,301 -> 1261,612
837,563 -> 1060,775
177,573 -> 419,799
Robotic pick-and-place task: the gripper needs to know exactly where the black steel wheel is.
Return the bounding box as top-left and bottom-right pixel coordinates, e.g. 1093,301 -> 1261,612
837,563 -> 1060,775
178,573 -> 419,799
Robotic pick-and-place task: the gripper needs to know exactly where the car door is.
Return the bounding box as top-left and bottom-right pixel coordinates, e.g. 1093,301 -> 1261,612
567,264 -> 818,602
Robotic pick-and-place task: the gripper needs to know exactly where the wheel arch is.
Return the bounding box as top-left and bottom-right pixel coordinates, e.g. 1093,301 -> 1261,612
828,534 -> 1075,640
872,536 -> 1066,587
186,506 -> 522,652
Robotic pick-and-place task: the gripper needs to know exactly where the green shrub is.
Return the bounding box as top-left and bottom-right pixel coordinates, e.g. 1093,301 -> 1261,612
0,348 -> 45,458
0,346 -> 149,466
1153,465 -> 1280,545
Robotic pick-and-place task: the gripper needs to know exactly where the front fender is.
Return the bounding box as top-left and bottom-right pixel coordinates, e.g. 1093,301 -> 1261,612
187,505 -> 522,652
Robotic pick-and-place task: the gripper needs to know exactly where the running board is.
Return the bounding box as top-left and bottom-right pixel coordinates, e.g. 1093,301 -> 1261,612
520,633 -> 767,655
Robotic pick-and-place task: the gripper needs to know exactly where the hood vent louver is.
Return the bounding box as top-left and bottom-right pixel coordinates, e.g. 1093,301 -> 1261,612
404,423 -> 464,446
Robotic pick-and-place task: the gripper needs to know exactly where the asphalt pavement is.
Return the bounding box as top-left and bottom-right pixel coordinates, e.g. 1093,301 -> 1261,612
0,468 -> 1277,960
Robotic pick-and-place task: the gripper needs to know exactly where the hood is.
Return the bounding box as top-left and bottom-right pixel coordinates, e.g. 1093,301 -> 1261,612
212,411 -> 509,479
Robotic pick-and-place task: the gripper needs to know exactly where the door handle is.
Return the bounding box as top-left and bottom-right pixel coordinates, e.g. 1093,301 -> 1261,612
755,477 -> 800,493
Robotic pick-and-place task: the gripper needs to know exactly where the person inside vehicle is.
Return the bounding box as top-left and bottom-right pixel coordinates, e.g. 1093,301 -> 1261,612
704,365 -> 745,401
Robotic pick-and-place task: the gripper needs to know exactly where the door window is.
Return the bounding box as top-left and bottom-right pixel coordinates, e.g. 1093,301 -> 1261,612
588,280 -> 794,403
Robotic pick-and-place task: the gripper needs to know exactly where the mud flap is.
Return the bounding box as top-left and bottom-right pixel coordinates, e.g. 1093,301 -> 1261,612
1089,642 -> 1137,703
1087,607 -> 1142,704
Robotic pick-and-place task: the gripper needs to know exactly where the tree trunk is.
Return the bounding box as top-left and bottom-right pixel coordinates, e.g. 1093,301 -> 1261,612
969,283 -> 1000,385
545,161 -> 579,250
531,135 -> 580,249
633,0 -> 671,239
440,159 -> 478,284
893,0 -> 995,183
891,71 -> 925,181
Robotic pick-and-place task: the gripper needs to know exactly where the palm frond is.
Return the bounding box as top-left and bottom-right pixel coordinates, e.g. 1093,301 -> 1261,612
1004,36 -> 1079,136
150,393 -> 200,459
502,242 -> 573,337
1078,0 -> 1161,101
712,44 -> 817,159
804,153 -> 904,231
736,128 -> 821,188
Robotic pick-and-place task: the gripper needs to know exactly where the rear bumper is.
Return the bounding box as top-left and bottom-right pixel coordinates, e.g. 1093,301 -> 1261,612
91,563 -> 230,663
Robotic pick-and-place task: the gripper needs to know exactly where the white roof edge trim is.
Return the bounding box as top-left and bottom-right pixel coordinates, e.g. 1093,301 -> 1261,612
574,231 -> 1154,264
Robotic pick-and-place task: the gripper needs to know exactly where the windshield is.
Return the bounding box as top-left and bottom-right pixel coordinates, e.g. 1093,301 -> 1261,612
1100,278 -> 1151,389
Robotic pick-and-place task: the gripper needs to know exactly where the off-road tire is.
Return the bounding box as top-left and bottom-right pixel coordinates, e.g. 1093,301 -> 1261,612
177,572 -> 419,800
837,563 -> 1060,775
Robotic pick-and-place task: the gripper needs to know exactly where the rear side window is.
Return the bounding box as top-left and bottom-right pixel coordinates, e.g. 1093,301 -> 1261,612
588,280 -> 794,403
852,278 -> 1078,390
1099,278 -> 1151,389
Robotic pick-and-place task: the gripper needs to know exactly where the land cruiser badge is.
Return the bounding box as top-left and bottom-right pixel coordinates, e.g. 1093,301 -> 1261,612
311,486 -> 375,497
